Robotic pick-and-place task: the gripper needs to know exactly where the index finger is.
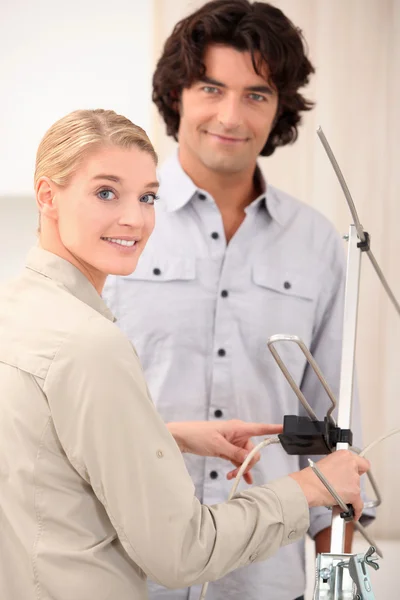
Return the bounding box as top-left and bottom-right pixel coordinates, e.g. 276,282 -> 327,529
238,422 -> 283,437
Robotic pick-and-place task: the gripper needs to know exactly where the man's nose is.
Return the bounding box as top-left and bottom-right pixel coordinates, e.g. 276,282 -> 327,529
217,94 -> 243,130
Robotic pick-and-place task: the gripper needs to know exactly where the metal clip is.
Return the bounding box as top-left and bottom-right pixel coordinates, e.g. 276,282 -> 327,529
364,547 -> 379,571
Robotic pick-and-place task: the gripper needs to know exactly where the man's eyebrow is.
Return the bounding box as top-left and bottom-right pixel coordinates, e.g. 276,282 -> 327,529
244,84 -> 274,95
199,75 -> 274,95
199,75 -> 227,88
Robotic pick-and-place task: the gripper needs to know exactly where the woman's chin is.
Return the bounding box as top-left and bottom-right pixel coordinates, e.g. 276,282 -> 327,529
106,259 -> 139,277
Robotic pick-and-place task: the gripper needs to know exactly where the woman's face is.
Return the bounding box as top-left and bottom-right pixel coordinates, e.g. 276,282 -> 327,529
48,144 -> 158,287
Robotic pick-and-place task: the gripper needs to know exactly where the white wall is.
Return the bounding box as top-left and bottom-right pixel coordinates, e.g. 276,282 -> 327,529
0,0 -> 155,282
0,197 -> 38,282
0,0 -> 155,197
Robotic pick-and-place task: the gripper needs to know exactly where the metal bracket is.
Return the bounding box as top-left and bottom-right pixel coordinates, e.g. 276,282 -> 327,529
348,547 -> 379,600
315,547 -> 379,600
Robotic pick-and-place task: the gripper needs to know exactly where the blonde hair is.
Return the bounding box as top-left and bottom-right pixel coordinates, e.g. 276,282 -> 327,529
34,109 -> 157,188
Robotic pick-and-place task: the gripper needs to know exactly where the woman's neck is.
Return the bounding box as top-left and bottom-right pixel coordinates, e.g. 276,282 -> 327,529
39,232 -> 106,295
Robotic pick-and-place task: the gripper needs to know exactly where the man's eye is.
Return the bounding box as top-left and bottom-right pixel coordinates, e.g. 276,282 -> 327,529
97,189 -> 116,201
202,86 -> 219,94
140,193 -> 158,205
248,93 -> 266,102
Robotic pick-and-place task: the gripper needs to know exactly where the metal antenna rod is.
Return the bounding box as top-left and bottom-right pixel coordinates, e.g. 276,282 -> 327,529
317,126 -> 400,316
308,459 -> 349,512
267,334 -> 337,424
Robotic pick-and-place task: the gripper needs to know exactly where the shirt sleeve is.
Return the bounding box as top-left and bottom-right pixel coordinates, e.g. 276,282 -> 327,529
298,230 -> 375,538
44,315 -> 310,589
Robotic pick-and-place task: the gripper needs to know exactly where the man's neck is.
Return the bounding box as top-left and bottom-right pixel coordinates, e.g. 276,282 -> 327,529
178,150 -> 260,241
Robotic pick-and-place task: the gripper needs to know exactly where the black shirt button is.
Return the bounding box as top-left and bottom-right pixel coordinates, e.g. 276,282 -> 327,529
211,232 -> 220,240
214,409 -> 223,418
217,348 -> 226,357
153,268 -> 161,276
284,281 -> 291,290
198,192 -> 207,200
210,471 -> 219,480
221,290 -> 228,298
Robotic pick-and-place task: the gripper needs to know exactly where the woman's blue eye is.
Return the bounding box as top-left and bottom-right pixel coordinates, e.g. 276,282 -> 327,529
97,189 -> 116,201
140,193 -> 158,205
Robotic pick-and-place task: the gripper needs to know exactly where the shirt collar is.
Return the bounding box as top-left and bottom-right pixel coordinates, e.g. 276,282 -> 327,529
158,151 -> 198,212
25,246 -> 116,323
257,167 -> 285,226
158,150 -> 284,226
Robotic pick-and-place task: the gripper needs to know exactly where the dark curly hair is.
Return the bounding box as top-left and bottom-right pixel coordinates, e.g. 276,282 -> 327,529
153,0 -> 315,157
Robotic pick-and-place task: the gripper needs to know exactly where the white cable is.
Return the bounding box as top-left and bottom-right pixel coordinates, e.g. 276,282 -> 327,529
227,436 -> 281,500
199,436 -> 281,600
359,427 -> 400,458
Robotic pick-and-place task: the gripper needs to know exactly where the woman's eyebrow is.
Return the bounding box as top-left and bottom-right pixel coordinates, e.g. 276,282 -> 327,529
92,173 -> 160,188
91,174 -> 122,183
91,175 -> 159,188
143,181 -> 160,189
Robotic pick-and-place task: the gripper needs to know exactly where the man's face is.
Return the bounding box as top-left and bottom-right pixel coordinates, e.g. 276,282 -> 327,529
178,44 -> 279,175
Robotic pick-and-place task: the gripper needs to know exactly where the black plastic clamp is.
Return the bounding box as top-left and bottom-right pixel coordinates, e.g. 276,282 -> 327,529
357,231 -> 370,252
340,504 -> 355,522
278,415 -> 353,456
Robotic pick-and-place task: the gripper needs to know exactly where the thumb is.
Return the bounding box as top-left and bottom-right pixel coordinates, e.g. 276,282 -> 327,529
217,437 -> 249,465
356,456 -> 370,475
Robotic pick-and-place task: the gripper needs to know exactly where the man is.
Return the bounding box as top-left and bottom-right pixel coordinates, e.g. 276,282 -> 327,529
104,1 -> 369,599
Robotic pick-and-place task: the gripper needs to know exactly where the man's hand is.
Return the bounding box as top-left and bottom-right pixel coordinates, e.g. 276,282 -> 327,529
167,420 -> 283,484
289,450 -> 370,520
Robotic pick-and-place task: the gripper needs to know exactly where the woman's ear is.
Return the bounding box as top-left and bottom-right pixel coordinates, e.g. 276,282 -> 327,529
36,177 -> 59,222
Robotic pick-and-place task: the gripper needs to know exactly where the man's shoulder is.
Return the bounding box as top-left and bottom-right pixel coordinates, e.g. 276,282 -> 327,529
267,185 -> 346,275
268,184 -> 339,237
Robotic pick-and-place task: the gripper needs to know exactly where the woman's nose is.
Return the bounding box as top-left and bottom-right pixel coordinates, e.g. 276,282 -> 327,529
118,200 -> 145,230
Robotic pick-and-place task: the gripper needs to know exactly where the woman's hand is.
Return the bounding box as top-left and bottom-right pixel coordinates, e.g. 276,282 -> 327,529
167,420 -> 283,484
290,450 -> 370,520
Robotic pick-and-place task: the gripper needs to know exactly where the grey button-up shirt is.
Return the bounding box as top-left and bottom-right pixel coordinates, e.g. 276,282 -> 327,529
104,152 -> 366,600
0,246 -> 310,600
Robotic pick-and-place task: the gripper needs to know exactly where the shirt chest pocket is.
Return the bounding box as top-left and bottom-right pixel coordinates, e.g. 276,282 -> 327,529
248,264 -> 319,347
117,255 -> 200,343
130,255 -> 196,283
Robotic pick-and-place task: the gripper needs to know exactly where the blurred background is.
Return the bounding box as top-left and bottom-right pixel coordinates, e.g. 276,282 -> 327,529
1,0 -> 399,596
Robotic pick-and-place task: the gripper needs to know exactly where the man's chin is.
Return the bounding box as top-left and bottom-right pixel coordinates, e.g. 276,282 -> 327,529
200,153 -> 251,174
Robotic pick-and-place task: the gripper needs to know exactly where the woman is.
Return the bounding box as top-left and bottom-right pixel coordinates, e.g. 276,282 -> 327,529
0,109 -> 369,599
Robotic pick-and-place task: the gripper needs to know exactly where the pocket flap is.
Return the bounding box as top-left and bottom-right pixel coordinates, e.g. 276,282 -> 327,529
126,255 -> 196,282
252,264 -> 316,300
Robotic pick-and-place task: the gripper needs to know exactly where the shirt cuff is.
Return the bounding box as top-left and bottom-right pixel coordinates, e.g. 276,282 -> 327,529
266,476 -> 310,545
